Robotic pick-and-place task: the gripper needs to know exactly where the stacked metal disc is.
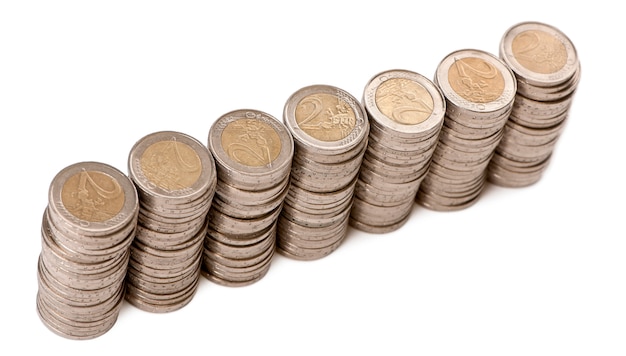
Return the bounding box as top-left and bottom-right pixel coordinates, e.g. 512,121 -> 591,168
36,161 -> 138,339
350,69 -> 446,233
126,131 -> 217,312
417,49 -> 517,211
487,21 -> 581,187
204,109 -> 293,286
278,84 -> 369,260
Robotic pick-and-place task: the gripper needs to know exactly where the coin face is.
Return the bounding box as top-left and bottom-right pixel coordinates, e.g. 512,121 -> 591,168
512,29 -> 567,74
295,92 -> 356,142
435,49 -> 516,114
284,84 -> 368,155
220,118 -> 282,167
140,140 -> 202,191
375,77 -> 434,125
500,21 -> 579,87
447,56 -> 505,104
129,131 -> 216,203
61,170 -> 125,223
363,69 -> 445,136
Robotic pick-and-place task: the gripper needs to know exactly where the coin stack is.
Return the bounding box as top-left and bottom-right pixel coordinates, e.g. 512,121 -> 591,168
126,131 -> 217,312
36,161 -> 138,339
278,84 -> 369,260
204,109 -> 294,286
487,21 -> 581,187
417,49 -> 517,211
350,69 -> 446,233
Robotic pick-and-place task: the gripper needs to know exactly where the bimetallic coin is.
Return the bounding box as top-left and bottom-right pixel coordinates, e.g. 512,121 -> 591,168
500,21 -> 579,88
435,49 -> 516,117
208,109 -> 294,191
284,84 -> 369,156
48,161 -> 139,238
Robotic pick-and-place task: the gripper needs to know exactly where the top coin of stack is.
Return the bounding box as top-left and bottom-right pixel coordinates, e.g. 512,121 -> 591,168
126,131 -> 217,312
417,49 -> 517,211
278,84 -> 369,260
350,69 -> 446,233
487,21 -> 581,187
37,161 -> 138,339
203,109 -> 293,286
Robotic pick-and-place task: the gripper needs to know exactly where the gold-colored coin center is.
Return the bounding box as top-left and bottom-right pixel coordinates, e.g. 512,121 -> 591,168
221,118 -> 282,167
512,29 -> 567,74
295,93 -> 356,142
375,78 -> 434,125
448,57 -> 505,103
61,170 -> 125,222
141,140 -> 202,191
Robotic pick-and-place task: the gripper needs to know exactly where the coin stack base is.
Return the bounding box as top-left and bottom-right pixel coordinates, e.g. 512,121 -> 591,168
488,21 -> 580,187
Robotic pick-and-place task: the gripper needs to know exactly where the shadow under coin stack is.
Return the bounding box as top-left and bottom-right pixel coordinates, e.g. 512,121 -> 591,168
278,84 -> 369,260
350,69 -> 446,233
126,131 -> 217,312
204,109 -> 293,286
417,49 -> 517,211
487,21 -> 581,187
36,162 -> 138,339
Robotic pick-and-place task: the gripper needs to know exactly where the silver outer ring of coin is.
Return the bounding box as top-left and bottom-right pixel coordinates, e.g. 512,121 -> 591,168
362,69 -> 446,136
283,84 -> 368,156
128,130 -> 216,203
435,49 -> 517,115
500,21 -> 579,87
48,161 -> 139,237
208,109 -> 294,181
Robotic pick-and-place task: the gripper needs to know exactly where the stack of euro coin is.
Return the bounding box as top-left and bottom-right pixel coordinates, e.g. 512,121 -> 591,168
37,161 -> 138,339
126,131 -> 217,312
278,84 -> 369,260
417,49 -> 517,211
204,109 -> 293,286
487,21 -> 581,187
350,69 -> 446,233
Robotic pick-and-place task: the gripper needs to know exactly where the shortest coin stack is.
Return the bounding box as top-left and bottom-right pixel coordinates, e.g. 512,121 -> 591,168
37,161 -> 138,340
278,84 -> 369,260
126,131 -> 217,312
488,21 -> 581,187
350,69 -> 446,233
204,109 -> 293,286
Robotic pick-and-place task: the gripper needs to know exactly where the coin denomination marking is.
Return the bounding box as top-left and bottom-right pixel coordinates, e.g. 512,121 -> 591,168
221,118 -> 281,167
375,78 -> 434,125
295,93 -> 356,141
512,29 -> 567,74
61,170 -> 125,222
140,138 -> 202,191
448,57 -> 505,103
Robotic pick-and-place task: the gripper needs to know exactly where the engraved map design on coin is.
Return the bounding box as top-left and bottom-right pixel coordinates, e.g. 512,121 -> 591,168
295,93 -> 356,141
221,118 -> 282,167
512,30 -> 567,74
140,138 -> 202,191
448,57 -> 505,103
61,170 -> 125,222
375,78 -> 434,125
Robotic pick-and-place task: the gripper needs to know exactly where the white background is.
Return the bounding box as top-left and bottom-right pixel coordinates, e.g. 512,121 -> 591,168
1,1 -> 624,355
